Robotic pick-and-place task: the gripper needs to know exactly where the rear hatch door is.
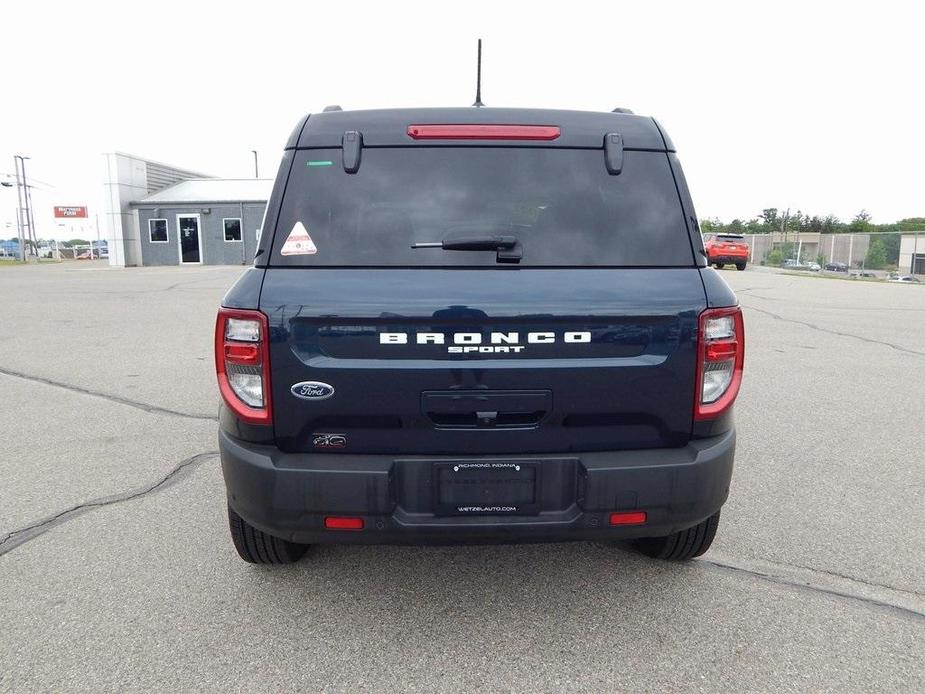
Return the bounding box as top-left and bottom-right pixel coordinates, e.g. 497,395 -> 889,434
263,268 -> 705,454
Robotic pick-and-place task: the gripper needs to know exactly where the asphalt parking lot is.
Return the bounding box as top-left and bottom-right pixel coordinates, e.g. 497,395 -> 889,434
1,261 -> 923,692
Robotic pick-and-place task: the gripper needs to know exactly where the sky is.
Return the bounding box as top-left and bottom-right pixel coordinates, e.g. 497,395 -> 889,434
1,0 -> 922,241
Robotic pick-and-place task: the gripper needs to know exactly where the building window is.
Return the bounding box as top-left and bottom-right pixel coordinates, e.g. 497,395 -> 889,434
149,218 -> 168,243
224,218 -> 242,242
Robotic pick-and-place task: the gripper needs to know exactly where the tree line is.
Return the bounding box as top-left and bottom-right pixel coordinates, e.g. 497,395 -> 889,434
700,209 -> 925,236
701,210 -> 925,270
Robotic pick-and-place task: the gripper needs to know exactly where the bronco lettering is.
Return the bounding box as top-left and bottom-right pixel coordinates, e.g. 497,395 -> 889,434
379,331 -> 591,353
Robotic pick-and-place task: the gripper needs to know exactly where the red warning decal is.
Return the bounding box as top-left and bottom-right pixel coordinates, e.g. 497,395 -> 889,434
281,222 -> 317,255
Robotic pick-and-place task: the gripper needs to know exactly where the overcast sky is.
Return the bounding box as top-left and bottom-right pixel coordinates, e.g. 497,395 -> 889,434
1,0 -> 922,241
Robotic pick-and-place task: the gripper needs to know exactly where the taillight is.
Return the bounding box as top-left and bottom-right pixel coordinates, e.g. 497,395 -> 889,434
215,308 -> 272,425
694,306 -> 745,420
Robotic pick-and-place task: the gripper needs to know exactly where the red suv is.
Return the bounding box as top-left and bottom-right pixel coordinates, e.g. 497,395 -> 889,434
703,234 -> 749,271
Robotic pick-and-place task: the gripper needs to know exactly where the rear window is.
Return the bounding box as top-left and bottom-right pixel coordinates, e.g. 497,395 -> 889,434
270,148 -> 693,267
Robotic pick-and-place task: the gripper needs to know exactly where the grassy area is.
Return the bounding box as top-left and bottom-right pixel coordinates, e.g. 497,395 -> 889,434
0,258 -> 64,267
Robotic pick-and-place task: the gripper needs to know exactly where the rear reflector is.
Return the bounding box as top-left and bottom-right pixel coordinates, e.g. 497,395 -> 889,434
609,511 -> 647,526
324,516 -> 364,530
407,124 -> 560,141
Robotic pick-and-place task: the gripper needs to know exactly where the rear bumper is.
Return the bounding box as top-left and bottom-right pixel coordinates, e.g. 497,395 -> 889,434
708,254 -> 748,265
220,429 -> 735,545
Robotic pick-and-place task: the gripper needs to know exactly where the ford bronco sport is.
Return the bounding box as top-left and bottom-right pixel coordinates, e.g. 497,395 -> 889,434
216,107 -> 744,564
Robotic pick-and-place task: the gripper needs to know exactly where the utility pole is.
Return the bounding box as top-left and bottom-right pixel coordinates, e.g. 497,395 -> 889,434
251,150 -> 259,179
13,156 -> 26,261
14,155 -> 36,260
95,213 -> 101,259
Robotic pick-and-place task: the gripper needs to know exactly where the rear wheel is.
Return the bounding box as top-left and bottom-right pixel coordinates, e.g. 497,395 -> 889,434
736,262 -> 746,271
631,511 -> 720,560
228,506 -> 308,564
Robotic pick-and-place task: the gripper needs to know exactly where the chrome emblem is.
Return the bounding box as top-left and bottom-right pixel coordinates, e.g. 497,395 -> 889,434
291,381 -> 335,400
313,433 -> 346,449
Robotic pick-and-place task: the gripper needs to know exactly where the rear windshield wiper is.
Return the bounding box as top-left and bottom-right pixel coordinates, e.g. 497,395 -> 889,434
411,235 -> 522,263
411,235 -> 517,251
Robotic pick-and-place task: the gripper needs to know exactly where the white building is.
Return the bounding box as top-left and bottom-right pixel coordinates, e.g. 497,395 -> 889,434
898,234 -> 925,275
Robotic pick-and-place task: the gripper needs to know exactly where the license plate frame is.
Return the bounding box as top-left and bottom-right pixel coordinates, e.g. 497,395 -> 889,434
434,461 -> 540,516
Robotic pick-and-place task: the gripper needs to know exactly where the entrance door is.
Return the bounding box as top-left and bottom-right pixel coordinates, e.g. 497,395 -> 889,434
177,214 -> 202,264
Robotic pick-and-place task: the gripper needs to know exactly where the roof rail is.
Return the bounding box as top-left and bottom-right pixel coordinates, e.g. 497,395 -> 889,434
323,105 -> 343,112
611,107 -> 635,114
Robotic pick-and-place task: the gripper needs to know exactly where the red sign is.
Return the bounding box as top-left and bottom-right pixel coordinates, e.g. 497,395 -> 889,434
54,206 -> 88,218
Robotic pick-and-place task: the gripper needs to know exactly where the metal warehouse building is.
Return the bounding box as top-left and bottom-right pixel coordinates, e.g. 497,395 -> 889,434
132,179 -> 270,266
103,152 -> 271,266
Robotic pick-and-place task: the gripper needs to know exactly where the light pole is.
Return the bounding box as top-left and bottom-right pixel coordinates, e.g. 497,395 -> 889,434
251,150 -> 259,179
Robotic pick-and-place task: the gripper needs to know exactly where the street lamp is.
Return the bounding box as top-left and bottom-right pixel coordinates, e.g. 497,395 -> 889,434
251,150 -> 258,179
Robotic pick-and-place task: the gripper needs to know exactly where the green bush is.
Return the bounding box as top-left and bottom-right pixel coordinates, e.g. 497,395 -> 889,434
865,238 -> 889,269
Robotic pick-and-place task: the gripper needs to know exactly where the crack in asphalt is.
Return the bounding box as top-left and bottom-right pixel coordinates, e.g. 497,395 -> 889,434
0,452 -> 218,557
0,367 -> 218,421
783,559 -> 925,598
702,556 -> 925,624
739,301 -> 925,358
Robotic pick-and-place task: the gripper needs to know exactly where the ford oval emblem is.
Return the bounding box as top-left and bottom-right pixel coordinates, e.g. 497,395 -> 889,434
290,381 -> 335,401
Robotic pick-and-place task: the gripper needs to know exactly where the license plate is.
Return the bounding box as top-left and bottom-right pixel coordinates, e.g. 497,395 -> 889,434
435,462 -> 539,515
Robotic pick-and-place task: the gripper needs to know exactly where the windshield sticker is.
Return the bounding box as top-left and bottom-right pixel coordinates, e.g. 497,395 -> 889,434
307,160 -> 334,167
281,222 -> 318,255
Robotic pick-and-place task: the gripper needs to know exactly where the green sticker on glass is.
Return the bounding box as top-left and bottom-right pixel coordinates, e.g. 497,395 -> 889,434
307,160 -> 334,167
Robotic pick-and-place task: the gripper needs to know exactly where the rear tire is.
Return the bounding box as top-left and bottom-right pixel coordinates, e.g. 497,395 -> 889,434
631,511 -> 720,560
736,262 -> 746,271
228,506 -> 308,564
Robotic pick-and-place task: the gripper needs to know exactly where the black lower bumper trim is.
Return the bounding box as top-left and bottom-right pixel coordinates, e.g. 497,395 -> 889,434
220,429 -> 735,545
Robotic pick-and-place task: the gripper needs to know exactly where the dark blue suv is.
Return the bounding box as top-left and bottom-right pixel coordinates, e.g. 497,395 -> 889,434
215,107 -> 744,564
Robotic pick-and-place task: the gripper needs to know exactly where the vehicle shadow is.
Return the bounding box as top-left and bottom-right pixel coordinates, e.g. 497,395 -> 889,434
253,540 -> 712,625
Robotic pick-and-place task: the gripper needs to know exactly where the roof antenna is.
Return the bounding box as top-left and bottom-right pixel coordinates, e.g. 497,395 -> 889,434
472,39 -> 484,107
